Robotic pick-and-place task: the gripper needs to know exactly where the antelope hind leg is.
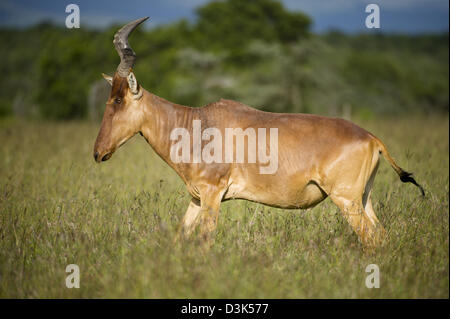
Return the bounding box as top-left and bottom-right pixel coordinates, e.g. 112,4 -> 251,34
331,195 -> 380,247
363,196 -> 387,244
362,159 -> 387,244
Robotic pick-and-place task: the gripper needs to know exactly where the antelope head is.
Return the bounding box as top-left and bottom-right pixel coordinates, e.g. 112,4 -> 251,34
94,17 -> 148,163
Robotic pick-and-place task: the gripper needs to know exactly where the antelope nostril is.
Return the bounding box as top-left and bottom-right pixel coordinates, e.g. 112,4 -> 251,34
94,151 -> 99,161
101,154 -> 109,161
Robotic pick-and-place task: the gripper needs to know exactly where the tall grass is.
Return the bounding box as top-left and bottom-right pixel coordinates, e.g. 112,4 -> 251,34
0,115 -> 448,298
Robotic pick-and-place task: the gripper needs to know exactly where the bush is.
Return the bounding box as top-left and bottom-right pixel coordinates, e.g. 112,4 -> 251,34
0,0 -> 447,119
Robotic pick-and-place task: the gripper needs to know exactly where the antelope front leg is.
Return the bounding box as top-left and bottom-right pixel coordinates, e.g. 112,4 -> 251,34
198,186 -> 225,242
174,198 -> 202,243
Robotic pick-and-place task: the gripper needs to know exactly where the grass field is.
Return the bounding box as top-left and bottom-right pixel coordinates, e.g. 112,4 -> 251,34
0,115 -> 448,298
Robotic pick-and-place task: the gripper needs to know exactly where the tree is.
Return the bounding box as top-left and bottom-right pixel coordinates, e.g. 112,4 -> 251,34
195,0 -> 311,50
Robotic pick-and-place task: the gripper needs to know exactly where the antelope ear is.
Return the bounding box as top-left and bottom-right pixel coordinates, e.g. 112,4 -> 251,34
127,72 -> 139,94
102,73 -> 113,86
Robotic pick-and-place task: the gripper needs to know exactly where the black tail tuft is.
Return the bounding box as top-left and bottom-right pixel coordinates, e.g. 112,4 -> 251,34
399,171 -> 425,197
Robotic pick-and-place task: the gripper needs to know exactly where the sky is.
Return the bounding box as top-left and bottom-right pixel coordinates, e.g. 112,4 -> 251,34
0,0 -> 448,33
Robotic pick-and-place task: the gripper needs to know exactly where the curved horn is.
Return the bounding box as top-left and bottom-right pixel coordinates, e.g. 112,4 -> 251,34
113,17 -> 149,77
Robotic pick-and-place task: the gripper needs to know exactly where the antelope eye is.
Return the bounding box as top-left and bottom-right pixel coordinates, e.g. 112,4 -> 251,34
114,97 -> 122,104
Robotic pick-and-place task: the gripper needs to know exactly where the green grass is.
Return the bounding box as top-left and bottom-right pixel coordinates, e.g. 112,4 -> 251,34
0,115 -> 448,298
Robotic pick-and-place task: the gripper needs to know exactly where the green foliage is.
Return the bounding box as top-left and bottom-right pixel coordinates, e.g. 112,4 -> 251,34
34,26 -> 119,119
0,0 -> 447,119
195,0 -> 311,49
337,34 -> 449,115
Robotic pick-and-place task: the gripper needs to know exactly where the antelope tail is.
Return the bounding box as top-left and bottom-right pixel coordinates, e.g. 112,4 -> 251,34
375,138 -> 425,197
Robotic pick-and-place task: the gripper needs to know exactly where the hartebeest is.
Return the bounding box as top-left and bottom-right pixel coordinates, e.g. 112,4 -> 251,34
94,17 -> 424,246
